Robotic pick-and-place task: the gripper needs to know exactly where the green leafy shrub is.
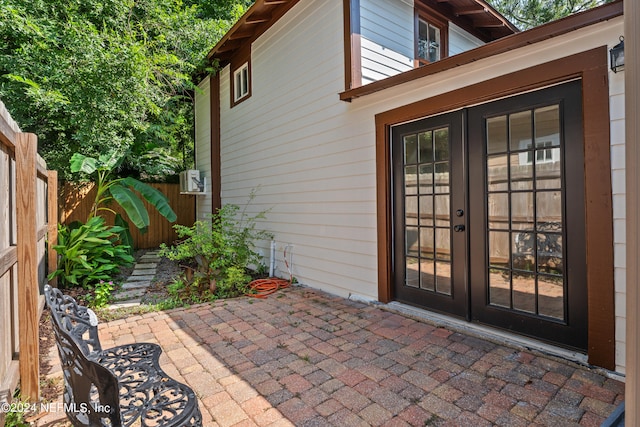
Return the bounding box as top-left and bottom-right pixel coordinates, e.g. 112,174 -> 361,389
49,216 -> 134,289
86,280 -> 116,308
159,201 -> 272,303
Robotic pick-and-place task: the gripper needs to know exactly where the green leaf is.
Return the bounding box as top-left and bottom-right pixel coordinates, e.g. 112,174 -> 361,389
122,177 -> 177,222
70,153 -> 98,175
115,213 -> 135,256
110,183 -> 150,230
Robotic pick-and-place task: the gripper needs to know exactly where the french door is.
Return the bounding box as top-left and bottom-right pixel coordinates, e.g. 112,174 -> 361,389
392,81 -> 587,350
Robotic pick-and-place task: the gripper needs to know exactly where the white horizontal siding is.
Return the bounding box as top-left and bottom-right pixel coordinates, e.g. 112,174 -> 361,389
609,58 -> 626,373
360,0 -> 414,83
449,22 -> 483,56
194,76 -> 212,220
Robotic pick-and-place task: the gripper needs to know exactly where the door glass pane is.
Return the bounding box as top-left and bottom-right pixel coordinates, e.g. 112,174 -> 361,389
538,275 -> 564,320
537,234 -> 563,275
489,231 -> 510,269
405,196 -> 418,226
513,272 -> 536,313
406,257 -> 419,287
489,271 -> 510,308
420,260 -> 435,290
419,131 -> 433,163
511,192 -> 533,231
488,193 -> 509,230
513,232 -> 535,272
536,148 -> 561,189
509,111 -> 532,152
419,164 -> 433,194
434,195 -> 450,228
404,134 -> 418,164
511,153 -> 533,191
434,128 -> 449,161
487,154 -> 508,191
536,191 -> 562,229
436,261 -> 451,295
534,105 -> 560,146
487,116 -> 507,154
406,227 -> 419,257
405,165 -> 417,195
420,228 -> 434,259
419,196 -> 433,226
434,163 -> 449,193
435,228 -> 450,261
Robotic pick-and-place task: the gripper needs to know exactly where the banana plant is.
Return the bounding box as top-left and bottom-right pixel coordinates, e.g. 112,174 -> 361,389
70,152 -> 177,233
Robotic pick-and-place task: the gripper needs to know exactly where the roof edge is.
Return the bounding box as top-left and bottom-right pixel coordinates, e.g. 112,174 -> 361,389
340,0 -> 623,102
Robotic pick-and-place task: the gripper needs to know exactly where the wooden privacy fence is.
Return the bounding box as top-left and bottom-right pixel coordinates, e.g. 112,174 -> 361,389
0,101 -> 57,408
59,182 -> 195,249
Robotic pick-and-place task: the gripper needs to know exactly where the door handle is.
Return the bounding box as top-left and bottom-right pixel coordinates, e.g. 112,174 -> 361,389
453,224 -> 465,232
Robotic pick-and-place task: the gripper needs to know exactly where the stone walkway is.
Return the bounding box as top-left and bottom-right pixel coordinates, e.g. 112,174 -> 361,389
39,286 -> 624,427
108,250 -> 160,309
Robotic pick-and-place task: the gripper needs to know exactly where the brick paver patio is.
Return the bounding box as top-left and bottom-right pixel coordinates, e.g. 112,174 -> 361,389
39,286 -> 624,426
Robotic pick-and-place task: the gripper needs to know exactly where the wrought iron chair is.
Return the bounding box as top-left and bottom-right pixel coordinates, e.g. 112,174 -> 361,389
44,284 -> 202,427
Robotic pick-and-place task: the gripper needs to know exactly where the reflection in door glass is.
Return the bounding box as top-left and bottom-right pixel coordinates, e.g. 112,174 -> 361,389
402,128 -> 452,296
485,105 -> 565,320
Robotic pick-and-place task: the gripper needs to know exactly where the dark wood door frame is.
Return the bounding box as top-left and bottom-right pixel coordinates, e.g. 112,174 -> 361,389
375,47 -> 615,368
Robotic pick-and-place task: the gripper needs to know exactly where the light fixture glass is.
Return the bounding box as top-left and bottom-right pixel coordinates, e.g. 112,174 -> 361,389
610,36 -> 624,73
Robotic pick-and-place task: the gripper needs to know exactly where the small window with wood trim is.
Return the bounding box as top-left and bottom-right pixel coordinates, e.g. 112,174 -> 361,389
232,62 -> 250,104
415,12 -> 447,66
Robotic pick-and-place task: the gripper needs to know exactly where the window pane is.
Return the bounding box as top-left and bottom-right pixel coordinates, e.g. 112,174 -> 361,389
434,163 -> 449,194
489,270 -> 510,308
419,131 -> 433,163
434,128 -> 449,161
537,233 -> 563,275
534,105 -> 560,146
404,165 -> 417,195
513,272 -> 536,313
489,231 -> 510,269
406,226 -> 419,257
513,232 -> 535,272
404,134 -> 418,164
536,191 -> 562,229
419,164 -> 433,194
510,153 -> 533,191
419,196 -> 433,226
405,196 -> 418,226
420,228 -> 434,259
406,257 -> 419,287
536,148 -> 561,189
538,275 -> 564,320
509,111 -> 532,152
434,195 -> 450,228
488,193 -> 509,230
435,228 -> 450,261
435,261 -> 451,295
487,116 -> 507,154
511,192 -> 533,231
487,154 -> 508,191
420,260 -> 435,291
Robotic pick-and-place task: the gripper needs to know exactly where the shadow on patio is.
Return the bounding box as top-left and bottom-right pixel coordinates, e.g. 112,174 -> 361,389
40,286 -> 624,426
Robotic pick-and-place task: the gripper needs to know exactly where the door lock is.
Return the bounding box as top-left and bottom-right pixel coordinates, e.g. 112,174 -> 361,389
456,209 -> 464,217
453,224 -> 465,232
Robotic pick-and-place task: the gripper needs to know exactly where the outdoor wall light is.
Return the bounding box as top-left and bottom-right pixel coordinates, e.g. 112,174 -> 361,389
610,36 -> 625,73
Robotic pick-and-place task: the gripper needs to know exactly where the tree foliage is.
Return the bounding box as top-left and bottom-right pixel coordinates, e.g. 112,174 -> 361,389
0,0 -> 252,180
489,0 -> 610,30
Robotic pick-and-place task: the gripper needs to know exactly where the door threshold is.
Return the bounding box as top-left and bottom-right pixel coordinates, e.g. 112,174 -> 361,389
383,301 -> 589,366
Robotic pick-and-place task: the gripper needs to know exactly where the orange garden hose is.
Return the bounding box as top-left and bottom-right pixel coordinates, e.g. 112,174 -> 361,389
246,277 -> 291,298
246,245 -> 293,298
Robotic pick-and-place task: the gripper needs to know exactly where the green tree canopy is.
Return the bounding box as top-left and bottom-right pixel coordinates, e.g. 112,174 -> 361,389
0,0 -> 252,180
489,0 -> 610,30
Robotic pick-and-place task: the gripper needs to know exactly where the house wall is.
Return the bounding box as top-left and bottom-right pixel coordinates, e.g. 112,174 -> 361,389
359,0 -> 485,85
195,76 -> 212,220
610,58 -> 626,373
196,0 -> 625,371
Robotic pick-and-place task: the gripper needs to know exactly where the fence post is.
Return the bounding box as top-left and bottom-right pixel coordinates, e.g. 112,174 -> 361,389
47,170 -> 58,287
15,132 -> 39,401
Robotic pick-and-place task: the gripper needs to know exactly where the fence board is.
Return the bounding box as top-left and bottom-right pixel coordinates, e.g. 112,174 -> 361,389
0,101 -> 54,410
60,182 -> 196,249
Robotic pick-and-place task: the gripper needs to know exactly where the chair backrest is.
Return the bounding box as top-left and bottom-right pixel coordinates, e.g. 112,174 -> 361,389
44,285 -> 122,426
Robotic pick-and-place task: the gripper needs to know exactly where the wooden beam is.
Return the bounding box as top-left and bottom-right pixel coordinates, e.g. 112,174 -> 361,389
456,7 -> 487,15
15,132 -> 39,401
0,246 -> 17,278
47,170 -> 58,287
245,14 -> 271,24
